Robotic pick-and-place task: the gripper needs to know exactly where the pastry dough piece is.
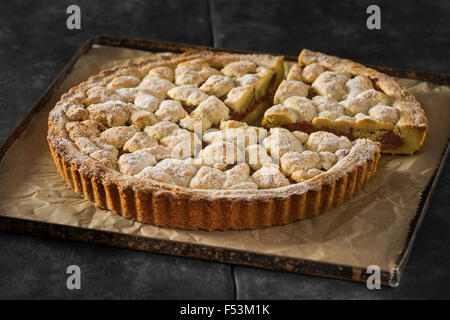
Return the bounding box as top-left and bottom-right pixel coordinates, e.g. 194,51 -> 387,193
154,158 -> 198,188
305,131 -> 352,153
319,151 -> 338,170
65,104 -> 89,121
167,85 -> 209,107
205,123 -> 267,149
115,88 -> 152,103
273,80 -> 310,104
160,129 -> 202,158
302,63 -> 325,83
202,129 -> 224,145
66,120 -> 105,141
198,66 -> 223,80
224,85 -> 255,113
118,149 -> 157,176
255,66 -> 274,99
144,121 -> 179,141
129,109 -> 157,129
311,94 -> 337,106
263,128 -> 304,159
252,163 -> 290,189
368,104 -> 399,124
146,66 -> 175,82
262,104 -> 299,126
174,70 -> 205,87
346,75 -> 373,99
221,60 -> 257,77
245,144 -> 273,171
179,115 -> 212,133
134,93 -> 161,112
138,77 -> 175,99
123,132 -> 158,153
190,96 -> 230,125
189,166 -> 227,189
84,86 -> 120,105
263,96 -> 317,127
223,163 -> 257,189
286,64 -> 303,81
292,131 -> 309,144
87,100 -> 131,127
176,58 -> 210,73
200,75 -> 235,98
154,100 -> 188,123
343,89 -> 390,115
186,90 -> 209,107
99,125 -> 140,149
75,137 -> 101,155
196,141 -> 239,166
174,58 -> 213,86
75,138 -> 118,162
145,145 -> 172,160
236,74 -> 258,87
283,96 -> 317,122
107,76 -> 141,91
167,85 -> 198,101
219,120 -> 248,130
280,150 -> 321,176
314,100 -> 344,114
316,110 -> 345,121
311,71 -> 350,100
236,66 -> 274,100
89,149 -> 118,169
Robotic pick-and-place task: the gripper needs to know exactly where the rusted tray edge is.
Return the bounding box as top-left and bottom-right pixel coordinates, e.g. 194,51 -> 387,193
1,35 -> 449,288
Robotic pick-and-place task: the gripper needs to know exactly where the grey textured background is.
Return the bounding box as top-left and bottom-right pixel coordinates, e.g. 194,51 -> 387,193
0,0 -> 449,299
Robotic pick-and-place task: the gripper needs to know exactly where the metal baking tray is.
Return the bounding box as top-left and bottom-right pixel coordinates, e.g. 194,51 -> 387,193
0,35 -> 449,287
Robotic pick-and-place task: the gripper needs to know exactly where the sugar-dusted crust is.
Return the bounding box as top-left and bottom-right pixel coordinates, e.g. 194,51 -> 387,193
296,49 -> 428,154
48,50 -> 381,231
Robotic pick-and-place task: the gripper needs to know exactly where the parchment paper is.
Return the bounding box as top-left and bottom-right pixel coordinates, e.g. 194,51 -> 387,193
1,45 -> 449,274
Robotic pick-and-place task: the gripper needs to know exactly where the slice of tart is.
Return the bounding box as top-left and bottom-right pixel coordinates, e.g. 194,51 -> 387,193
262,49 -> 428,154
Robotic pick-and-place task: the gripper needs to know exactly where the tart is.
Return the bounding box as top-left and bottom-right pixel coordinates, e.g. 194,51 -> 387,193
262,49 -> 428,154
48,49 -> 381,231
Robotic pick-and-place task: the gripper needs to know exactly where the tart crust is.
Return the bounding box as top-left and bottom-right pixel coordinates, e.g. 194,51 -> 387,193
48,50 -> 381,231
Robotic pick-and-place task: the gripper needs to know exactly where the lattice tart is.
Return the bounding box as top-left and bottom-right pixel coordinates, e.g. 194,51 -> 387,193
263,49 -> 428,154
48,49 -> 381,230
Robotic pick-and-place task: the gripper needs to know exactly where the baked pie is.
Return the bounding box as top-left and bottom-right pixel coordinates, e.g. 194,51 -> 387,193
48,49 -> 403,230
262,49 -> 428,154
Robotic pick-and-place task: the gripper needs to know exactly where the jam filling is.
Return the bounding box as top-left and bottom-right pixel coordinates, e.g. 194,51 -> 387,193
378,131 -> 404,150
282,121 -> 404,150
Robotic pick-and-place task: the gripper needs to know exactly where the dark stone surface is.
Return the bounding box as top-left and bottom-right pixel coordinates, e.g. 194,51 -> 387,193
0,232 -> 234,299
0,0 -> 449,299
